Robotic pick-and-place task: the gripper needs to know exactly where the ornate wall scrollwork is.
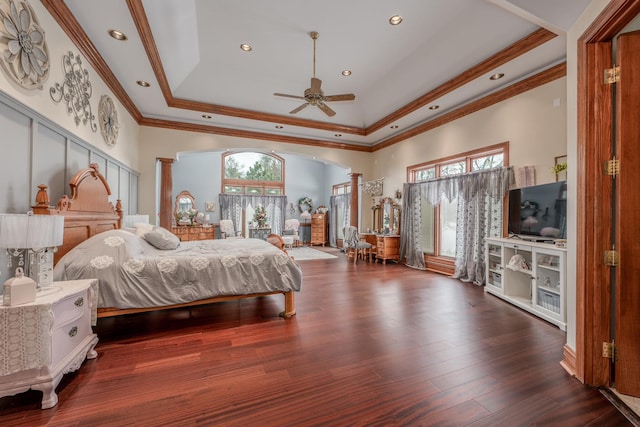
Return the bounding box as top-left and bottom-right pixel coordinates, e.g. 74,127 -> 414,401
50,51 -> 96,132
361,178 -> 383,197
0,0 -> 50,89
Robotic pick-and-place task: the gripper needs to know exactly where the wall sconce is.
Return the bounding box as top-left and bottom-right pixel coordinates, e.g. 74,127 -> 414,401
0,213 -> 64,288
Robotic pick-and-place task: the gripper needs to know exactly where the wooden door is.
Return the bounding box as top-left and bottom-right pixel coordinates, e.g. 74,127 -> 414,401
614,29 -> 640,397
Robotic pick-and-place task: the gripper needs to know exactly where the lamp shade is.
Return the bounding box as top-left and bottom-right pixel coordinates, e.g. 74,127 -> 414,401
0,214 -> 64,249
300,210 -> 312,221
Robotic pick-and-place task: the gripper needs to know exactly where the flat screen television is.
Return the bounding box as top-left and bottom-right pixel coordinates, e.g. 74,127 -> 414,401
507,181 -> 567,241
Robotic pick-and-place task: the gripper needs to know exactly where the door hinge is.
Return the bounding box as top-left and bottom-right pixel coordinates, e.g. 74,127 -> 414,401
603,340 -> 616,361
604,250 -> 619,267
606,159 -> 620,177
604,65 -> 620,84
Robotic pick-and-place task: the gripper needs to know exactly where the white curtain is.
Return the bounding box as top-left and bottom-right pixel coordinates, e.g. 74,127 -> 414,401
400,167 -> 514,278
219,194 -> 288,235
329,193 -> 350,247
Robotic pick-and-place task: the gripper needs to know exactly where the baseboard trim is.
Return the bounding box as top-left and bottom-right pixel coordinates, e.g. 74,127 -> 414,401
560,344 -> 577,377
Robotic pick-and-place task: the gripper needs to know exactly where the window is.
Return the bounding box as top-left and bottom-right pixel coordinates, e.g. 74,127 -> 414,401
222,152 -> 284,195
332,182 -> 351,195
407,143 -> 508,266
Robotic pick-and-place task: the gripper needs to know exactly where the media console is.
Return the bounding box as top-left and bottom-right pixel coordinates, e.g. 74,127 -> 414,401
485,237 -> 566,330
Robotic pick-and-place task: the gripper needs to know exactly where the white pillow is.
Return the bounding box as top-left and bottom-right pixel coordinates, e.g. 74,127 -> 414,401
135,223 -> 154,237
143,227 -> 180,250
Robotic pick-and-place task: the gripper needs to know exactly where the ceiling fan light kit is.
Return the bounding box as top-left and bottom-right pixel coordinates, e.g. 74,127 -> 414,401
274,31 -> 355,117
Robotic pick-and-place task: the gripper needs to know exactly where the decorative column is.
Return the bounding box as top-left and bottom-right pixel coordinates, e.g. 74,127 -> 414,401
158,158 -> 174,229
349,173 -> 361,228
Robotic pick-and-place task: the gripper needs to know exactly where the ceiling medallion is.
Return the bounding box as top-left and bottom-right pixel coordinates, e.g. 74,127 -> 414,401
0,0 -> 50,89
99,95 -> 119,146
50,51 -> 97,131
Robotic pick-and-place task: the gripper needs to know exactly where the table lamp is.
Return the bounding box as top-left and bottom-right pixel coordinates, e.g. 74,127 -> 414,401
0,213 -> 64,288
300,210 -> 312,223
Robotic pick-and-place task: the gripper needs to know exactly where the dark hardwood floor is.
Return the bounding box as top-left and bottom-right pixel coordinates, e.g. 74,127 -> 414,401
0,248 -> 632,426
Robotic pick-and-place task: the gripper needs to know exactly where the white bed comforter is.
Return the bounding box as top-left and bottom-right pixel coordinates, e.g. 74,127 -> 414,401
53,229 -> 302,309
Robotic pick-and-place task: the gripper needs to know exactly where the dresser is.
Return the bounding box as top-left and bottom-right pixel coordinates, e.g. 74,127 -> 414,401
0,279 -> 99,409
310,213 -> 328,246
376,235 -> 400,264
172,224 -> 219,241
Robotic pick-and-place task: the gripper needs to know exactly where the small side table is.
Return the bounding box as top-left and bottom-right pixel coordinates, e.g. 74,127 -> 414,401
249,227 -> 271,240
0,279 -> 99,409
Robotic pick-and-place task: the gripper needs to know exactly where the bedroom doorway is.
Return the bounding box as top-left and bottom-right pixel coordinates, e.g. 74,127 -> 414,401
576,0 -> 640,412
610,28 -> 640,403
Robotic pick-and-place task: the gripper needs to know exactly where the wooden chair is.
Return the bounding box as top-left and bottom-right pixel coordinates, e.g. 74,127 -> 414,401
266,233 -> 287,254
343,226 -> 373,264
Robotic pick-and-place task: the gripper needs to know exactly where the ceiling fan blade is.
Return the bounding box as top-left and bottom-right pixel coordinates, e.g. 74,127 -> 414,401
324,93 -> 355,102
310,77 -> 322,93
289,103 -> 309,114
317,103 -> 336,117
274,93 -> 306,100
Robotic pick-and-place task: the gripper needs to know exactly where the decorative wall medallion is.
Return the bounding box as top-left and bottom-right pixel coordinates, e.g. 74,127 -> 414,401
99,95 -> 119,146
50,51 -> 96,131
0,0 -> 50,89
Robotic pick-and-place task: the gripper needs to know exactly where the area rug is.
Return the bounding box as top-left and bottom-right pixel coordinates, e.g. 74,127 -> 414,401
287,246 -> 338,261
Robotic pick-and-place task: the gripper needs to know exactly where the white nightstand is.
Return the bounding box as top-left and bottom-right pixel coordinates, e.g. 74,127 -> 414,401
0,279 -> 99,409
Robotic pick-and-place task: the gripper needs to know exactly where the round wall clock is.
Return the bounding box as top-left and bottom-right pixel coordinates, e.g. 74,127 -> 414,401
99,95 -> 119,146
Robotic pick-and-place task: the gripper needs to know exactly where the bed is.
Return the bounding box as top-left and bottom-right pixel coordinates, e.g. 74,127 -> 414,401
33,164 -> 301,318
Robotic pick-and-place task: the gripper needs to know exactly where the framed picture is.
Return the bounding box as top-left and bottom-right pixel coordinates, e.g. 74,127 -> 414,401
554,155 -> 567,182
205,201 -> 215,212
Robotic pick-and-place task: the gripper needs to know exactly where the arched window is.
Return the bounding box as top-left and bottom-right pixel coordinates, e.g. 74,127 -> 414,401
222,152 -> 284,195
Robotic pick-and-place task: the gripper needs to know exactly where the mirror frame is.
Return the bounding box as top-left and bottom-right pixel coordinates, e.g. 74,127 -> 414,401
174,190 -> 196,221
376,197 -> 401,234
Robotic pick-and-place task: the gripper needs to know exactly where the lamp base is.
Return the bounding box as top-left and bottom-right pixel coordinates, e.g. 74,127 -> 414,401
29,248 -> 55,287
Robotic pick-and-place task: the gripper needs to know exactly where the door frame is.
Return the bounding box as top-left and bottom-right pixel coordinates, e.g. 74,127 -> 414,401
575,0 -> 640,386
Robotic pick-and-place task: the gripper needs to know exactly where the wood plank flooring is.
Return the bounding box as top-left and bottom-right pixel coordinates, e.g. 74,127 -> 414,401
0,249 -> 632,426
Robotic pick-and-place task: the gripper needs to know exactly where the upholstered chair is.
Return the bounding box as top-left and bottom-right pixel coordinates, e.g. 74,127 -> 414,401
219,219 -> 242,238
283,219 -> 301,247
343,226 -> 374,263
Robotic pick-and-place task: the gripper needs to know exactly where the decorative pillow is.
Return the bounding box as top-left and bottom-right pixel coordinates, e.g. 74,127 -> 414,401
282,229 -> 295,235
135,223 -> 154,237
143,227 -> 180,250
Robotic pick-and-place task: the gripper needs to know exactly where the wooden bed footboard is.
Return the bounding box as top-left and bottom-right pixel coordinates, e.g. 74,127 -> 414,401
97,291 -> 296,319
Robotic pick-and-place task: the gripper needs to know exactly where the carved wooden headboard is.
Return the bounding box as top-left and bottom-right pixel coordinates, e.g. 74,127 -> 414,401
33,163 -> 123,264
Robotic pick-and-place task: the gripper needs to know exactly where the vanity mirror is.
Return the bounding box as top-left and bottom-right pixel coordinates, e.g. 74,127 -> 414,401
174,190 -> 196,222
374,197 -> 401,234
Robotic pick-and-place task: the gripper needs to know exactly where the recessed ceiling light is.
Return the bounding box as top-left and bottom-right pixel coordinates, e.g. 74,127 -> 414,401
429,105 -> 439,110
108,29 -> 127,41
341,70 -> 352,76
202,114 -> 212,119
335,134 -> 342,137
490,73 -> 505,80
390,125 -> 399,129
240,44 -> 252,52
275,125 -> 283,129
389,15 -> 403,25
136,80 -> 150,87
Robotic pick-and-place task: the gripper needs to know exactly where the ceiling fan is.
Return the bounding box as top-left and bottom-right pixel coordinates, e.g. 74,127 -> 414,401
274,31 -> 355,117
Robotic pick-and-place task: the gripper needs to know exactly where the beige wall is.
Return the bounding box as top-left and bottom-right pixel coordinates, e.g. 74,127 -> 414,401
564,0 -> 611,351
0,1 -> 140,171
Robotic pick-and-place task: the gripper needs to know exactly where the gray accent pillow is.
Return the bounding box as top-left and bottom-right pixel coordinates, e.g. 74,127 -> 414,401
282,229 -> 294,235
143,227 -> 180,250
